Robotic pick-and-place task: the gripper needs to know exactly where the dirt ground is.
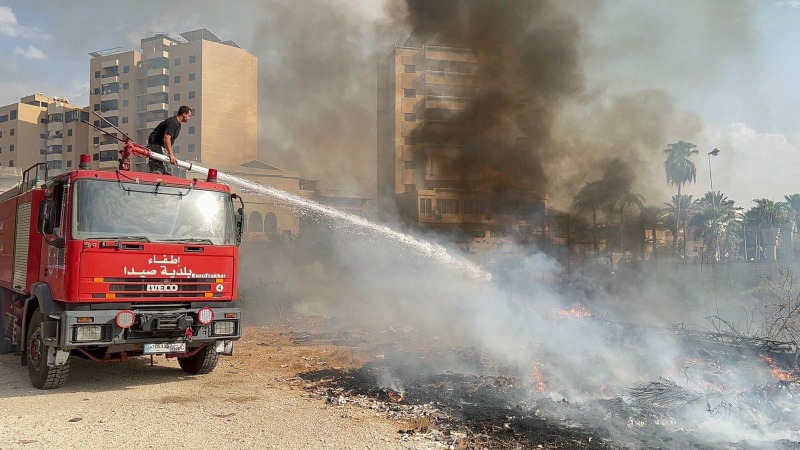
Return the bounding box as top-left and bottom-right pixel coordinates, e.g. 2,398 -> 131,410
0,326 -> 435,450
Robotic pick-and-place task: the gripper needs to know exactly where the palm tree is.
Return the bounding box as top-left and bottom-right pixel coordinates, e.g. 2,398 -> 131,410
615,189 -> 644,252
640,205 -> 667,260
750,199 -> 791,227
663,140 -> 699,252
784,194 -> 800,231
572,180 -> 606,254
664,194 -> 697,257
690,191 -> 738,261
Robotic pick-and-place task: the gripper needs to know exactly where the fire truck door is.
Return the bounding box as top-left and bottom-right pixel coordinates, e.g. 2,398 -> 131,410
42,182 -> 67,296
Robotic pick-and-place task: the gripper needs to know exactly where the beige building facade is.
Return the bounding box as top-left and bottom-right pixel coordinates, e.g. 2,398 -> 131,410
377,38 -> 546,243
0,93 -> 88,175
89,29 -> 257,173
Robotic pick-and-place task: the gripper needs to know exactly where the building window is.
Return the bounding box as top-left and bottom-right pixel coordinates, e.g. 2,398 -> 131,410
94,71 -> 100,78
174,76 -> 180,84
9,110 -> 16,120
438,199 -> 459,214
67,144 -> 73,152
419,198 -> 432,214
174,57 -> 181,66
0,115 -> 7,123
67,129 -> 73,137
188,73 -> 196,81
67,160 -> 72,168
189,55 -> 196,63
464,200 -> 485,215
93,120 -> 100,127
188,91 -> 195,99
122,116 -> 128,124
94,104 -> 100,111
404,113 -> 416,121
188,144 -> 195,153
9,144 -> 14,152
9,129 -> 14,137
8,160 -> 13,167
40,133 -> 48,139
404,64 -> 415,73
94,87 -> 101,95
173,93 -> 180,101
93,137 -> 100,145
0,131 -> 2,137
93,153 -> 99,161
188,126 -> 195,134
173,146 -> 179,154
124,65 -> 130,73
40,118 -> 47,124
403,89 -> 416,98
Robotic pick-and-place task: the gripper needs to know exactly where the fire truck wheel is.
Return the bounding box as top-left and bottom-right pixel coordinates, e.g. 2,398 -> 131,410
26,310 -> 70,389
178,344 -> 219,375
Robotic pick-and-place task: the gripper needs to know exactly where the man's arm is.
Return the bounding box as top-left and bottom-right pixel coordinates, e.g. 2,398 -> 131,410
163,135 -> 177,165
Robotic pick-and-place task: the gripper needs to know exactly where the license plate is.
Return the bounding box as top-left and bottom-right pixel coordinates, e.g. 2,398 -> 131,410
144,343 -> 186,354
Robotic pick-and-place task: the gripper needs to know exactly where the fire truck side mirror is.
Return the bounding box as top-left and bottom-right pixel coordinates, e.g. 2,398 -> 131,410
235,207 -> 244,246
38,199 -> 55,235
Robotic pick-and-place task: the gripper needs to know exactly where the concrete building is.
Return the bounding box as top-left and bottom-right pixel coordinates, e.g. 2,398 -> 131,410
89,29 -> 257,173
0,93 -> 88,175
377,36 -> 546,243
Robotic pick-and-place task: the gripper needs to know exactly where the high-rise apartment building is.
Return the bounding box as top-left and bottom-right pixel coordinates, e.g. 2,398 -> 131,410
0,93 -> 88,174
89,29 -> 257,173
377,37 -> 546,242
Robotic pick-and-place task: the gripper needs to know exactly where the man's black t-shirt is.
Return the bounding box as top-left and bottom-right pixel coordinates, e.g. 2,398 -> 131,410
147,116 -> 181,146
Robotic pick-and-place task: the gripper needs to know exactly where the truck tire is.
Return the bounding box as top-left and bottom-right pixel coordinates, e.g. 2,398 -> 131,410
178,345 -> 218,375
27,310 -> 70,389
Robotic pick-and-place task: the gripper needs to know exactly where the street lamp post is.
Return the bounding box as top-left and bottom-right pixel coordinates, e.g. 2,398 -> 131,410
708,148 -> 721,193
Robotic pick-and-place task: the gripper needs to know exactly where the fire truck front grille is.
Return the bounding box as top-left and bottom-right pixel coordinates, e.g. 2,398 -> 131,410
91,278 -> 221,299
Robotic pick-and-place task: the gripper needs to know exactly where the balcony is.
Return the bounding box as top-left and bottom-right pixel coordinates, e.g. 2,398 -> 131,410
415,95 -> 472,113
40,147 -> 63,156
413,143 -> 464,157
45,152 -> 62,163
101,59 -> 118,69
147,67 -> 168,77
47,121 -> 63,132
101,91 -> 120,101
411,119 -> 474,142
99,142 -> 119,152
146,102 -> 168,112
101,72 -> 119,80
100,108 -> 118,118
415,70 -> 477,90
47,136 -> 63,146
147,85 -> 169,95
421,45 -> 478,64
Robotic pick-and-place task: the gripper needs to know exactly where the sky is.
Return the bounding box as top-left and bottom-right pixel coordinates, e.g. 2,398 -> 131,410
0,0 -> 799,208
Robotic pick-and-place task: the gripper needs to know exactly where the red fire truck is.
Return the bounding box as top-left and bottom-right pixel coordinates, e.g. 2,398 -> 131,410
0,150 -> 244,389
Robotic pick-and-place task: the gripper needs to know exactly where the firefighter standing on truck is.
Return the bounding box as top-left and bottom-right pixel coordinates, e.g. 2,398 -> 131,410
147,105 -> 193,174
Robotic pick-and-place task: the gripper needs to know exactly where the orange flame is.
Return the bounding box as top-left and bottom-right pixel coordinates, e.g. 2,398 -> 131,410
387,388 -> 404,402
763,356 -> 796,382
556,306 -> 595,318
531,364 -> 546,393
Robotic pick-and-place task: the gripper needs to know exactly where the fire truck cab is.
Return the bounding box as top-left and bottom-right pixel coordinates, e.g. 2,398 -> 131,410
0,162 -> 244,389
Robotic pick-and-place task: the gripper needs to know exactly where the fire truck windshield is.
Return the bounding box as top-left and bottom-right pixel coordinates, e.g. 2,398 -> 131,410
72,179 -> 235,245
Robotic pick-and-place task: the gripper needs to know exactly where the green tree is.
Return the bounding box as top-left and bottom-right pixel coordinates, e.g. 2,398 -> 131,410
784,194 -> 800,231
749,199 -> 791,227
663,140 -> 699,252
690,191 -> 739,261
640,205 -> 668,259
664,194 -> 697,257
572,180 -> 606,254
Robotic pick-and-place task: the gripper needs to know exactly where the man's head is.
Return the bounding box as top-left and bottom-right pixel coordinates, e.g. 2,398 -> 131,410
176,106 -> 193,123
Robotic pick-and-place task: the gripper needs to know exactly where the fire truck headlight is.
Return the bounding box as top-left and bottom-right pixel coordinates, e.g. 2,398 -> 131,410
74,325 -> 104,342
212,321 -> 236,336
